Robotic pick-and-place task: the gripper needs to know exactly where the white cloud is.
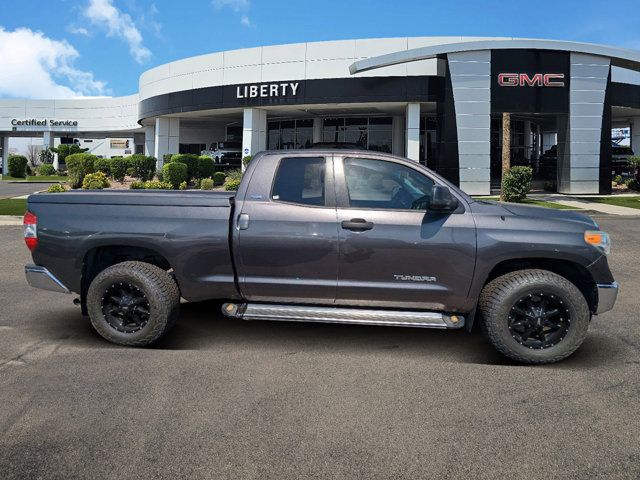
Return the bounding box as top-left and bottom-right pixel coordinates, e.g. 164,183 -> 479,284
68,25 -> 90,36
83,0 -> 151,63
0,27 -> 108,99
213,0 -> 252,27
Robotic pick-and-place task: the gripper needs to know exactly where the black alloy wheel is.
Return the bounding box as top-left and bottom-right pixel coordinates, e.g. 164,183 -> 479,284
508,292 -> 571,349
101,282 -> 151,333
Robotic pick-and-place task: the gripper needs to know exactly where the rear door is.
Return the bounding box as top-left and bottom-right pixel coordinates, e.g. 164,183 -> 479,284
334,155 -> 476,310
234,153 -> 339,304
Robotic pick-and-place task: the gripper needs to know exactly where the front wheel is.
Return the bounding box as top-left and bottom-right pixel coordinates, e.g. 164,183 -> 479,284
86,261 -> 180,346
479,269 -> 591,364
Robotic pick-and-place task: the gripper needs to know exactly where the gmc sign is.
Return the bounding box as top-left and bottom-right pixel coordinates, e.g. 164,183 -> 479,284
498,73 -> 565,87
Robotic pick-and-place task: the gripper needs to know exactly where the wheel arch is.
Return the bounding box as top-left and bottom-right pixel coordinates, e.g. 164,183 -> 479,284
467,257 -> 597,331
80,245 -> 176,314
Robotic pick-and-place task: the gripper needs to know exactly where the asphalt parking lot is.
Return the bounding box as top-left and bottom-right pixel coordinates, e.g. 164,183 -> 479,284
0,181 -> 55,199
1,215 -> 638,480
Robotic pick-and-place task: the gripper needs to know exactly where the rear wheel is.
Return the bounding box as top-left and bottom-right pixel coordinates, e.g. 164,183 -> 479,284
479,269 -> 590,364
87,261 -> 180,346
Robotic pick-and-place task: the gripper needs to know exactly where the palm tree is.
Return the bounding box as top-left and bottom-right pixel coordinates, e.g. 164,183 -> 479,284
500,112 -> 511,201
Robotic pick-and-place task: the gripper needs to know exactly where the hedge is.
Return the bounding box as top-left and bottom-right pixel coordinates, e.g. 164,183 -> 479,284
198,156 -> 214,179
170,154 -> 199,180
200,178 -> 214,190
110,157 -> 129,182
129,154 -> 157,181
7,155 -> 28,178
502,166 -> 533,203
66,153 -> 97,188
94,158 -> 111,176
213,171 -> 226,186
38,163 -> 56,176
162,162 -> 188,189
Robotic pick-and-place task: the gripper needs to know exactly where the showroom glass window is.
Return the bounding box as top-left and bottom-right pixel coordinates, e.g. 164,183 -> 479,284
322,117 -> 392,153
267,120 -> 314,150
272,157 -> 326,206
343,158 -> 434,210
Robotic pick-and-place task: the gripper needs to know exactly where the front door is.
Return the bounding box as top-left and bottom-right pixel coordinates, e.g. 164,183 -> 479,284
334,156 -> 476,311
236,154 -> 339,304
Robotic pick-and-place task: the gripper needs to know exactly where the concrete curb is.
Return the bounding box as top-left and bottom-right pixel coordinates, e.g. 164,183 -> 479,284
0,216 -> 23,226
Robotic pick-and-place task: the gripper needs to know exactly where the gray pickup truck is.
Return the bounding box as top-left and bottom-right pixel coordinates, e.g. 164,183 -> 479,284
23,150 -> 618,364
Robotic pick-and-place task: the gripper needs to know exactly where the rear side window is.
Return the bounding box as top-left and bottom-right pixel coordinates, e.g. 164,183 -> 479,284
272,157 -> 326,206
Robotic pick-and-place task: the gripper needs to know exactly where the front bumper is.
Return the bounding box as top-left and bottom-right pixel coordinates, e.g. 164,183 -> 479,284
596,282 -> 618,314
25,264 -> 70,294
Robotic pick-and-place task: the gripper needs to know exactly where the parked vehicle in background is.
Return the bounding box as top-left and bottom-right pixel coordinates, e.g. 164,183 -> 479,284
23,150 -> 618,364
200,141 -> 242,168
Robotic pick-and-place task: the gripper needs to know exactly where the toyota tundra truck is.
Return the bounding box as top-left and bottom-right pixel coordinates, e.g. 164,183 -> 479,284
23,150 -> 618,364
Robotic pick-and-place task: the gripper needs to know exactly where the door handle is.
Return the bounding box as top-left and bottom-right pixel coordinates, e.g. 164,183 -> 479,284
341,218 -> 374,231
237,213 -> 250,230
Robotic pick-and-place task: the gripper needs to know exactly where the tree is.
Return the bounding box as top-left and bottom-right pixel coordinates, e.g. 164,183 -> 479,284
500,112 -> 511,202
39,147 -> 55,164
26,144 -> 42,167
53,144 -> 88,166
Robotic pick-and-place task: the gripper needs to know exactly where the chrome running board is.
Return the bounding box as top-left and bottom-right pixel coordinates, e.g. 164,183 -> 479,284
222,303 -> 464,329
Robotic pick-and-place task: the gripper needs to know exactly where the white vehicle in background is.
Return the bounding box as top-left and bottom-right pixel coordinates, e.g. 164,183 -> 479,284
200,141 -> 242,168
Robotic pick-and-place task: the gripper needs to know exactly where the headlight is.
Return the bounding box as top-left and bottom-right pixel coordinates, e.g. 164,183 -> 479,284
584,230 -> 611,255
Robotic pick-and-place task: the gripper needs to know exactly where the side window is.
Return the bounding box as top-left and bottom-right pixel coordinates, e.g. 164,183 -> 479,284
343,158 -> 434,210
272,157 -> 326,206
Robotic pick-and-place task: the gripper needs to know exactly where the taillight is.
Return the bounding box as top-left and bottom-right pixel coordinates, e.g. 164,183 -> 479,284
23,211 -> 38,251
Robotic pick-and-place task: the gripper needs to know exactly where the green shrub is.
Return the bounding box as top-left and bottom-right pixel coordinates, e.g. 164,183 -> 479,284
242,155 -> 253,168
179,181 -> 188,190
26,165 -> 33,176
66,153 -> 97,188
129,154 -> 157,181
226,169 -> 243,182
38,163 -> 56,176
200,178 -> 214,190
502,166 -> 532,203
94,158 -> 111,176
130,180 -> 145,189
213,171 -> 226,186
82,171 -> 110,190
543,181 -> 557,192
162,153 -> 173,164
7,155 -> 28,178
613,174 -> 623,185
46,184 -> 67,193
156,169 -> 163,181
624,178 -> 639,190
224,178 -> 241,191
143,180 -> 172,190
170,154 -> 199,180
627,156 -> 640,174
162,162 -> 188,189
198,156 -> 214,179
54,144 -> 88,167
110,157 -> 129,182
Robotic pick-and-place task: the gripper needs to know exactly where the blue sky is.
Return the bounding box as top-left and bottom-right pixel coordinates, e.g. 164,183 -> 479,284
1,0 -> 639,98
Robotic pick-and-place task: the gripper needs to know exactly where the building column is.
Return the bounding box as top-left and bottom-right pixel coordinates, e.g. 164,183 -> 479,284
558,53 -> 610,194
144,126 -> 156,158
405,103 -> 420,161
523,120 -> 532,160
447,50 -> 491,196
312,118 -> 323,144
1,137 -> 9,176
392,115 -> 404,156
631,117 -> 640,156
242,108 -> 267,167
154,118 -> 180,168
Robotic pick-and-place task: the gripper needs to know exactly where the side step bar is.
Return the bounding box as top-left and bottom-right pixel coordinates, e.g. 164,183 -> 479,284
221,303 -> 464,329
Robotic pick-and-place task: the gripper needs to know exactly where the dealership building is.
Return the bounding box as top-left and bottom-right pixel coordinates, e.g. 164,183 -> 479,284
2,36 -> 640,195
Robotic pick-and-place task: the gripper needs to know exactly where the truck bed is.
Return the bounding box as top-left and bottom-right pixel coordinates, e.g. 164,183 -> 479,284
27,189 -> 239,302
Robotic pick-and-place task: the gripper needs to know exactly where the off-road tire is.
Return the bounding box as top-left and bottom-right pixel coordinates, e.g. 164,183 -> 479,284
87,261 -> 180,346
479,269 -> 590,364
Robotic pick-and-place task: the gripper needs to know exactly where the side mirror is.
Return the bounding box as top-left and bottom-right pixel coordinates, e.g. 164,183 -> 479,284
429,185 -> 459,213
